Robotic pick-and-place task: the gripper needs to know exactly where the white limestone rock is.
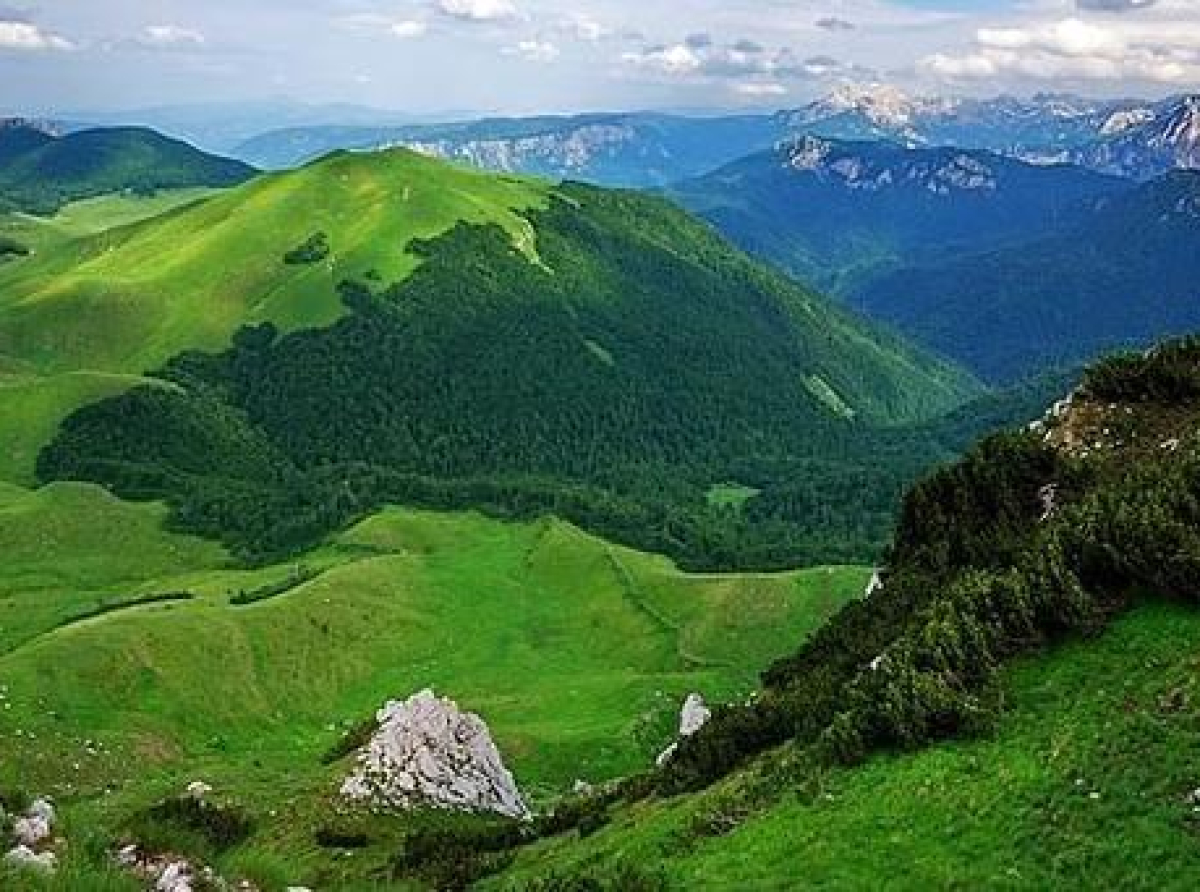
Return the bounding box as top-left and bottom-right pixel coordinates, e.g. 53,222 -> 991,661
4,844 -> 57,874
340,689 -> 528,819
156,860 -> 195,892
656,693 -> 712,766
12,814 -> 52,848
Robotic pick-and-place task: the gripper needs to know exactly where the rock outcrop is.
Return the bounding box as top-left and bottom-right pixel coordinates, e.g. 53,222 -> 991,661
340,689 -> 528,819
4,797 -> 57,875
656,693 -> 712,766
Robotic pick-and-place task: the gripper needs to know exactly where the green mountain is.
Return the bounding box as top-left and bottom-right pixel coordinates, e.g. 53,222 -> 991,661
0,124 -> 255,214
669,135 -> 1128,298
858,171 -> 1200,382
9,148 -> 979,570
470,338 -> 1200,889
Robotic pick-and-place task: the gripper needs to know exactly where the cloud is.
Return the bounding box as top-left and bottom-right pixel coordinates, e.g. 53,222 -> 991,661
438,0 -> 518,23
815,17 -> 856,32
1076,0 -> 1156,11
557,14 -> 609,42
624,43 -> 702,74
623,36 -> 874,84
920,16 -> 1200,84
338,13 -> 427,39
0,19 -> 72,51
732,81 -> 787,97
389,20 -> 428,38
504,38 -> 559,62
140,24 -> 205,48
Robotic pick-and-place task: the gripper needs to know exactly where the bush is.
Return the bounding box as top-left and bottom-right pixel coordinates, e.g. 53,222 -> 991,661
124,795 -> 253,860
282,231 -> 330,265
391,819 -> 531,889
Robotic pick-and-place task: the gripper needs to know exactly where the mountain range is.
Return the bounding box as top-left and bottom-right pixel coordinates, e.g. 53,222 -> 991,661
669,134 -> 1129,297
231,88 -> 1200,186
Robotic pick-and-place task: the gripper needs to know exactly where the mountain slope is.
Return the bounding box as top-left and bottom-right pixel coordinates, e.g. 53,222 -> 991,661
23,150 -> 978,569
0,126 -> 255,214
858,171 -> 1200,382
1075,95 -> 1200,180
0,149 -> 552,483
234,112 -> 783,186
670,135 -> 1129,296
455,338 -> 1200,890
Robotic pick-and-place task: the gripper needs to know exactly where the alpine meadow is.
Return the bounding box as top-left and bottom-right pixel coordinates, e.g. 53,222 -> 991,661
4,2 -> 1200,890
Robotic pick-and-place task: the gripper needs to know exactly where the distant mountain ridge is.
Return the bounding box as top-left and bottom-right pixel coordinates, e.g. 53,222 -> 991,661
857,170 -> 1200,382
228,87 -> 1197,186
0,124 -> 255,214
235,112 -> 784,186
1072,95 -> 1200,179
669,134 -> 1129,296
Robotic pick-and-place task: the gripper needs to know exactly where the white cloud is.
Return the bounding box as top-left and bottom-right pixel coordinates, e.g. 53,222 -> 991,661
623,43 -> 702,74
141,24 -> 205,48
920,15 -> 1200,85
557,14 -> 609,43
733,81 -> 787,96
622,36 -> 874,85
338,13 -> 427,39
505,38 -> 559,62
0,20 -> 72,51
438,0 -> 518,23
390,20 -> 428,38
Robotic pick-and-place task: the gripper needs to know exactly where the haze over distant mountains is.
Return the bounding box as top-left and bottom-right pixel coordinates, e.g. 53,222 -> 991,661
228,86 -> 1200,185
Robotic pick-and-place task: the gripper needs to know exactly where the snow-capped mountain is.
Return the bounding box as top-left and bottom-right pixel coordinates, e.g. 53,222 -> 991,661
1076,95 -> 1200,179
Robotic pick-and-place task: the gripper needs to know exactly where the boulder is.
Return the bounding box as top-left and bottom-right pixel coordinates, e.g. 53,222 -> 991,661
12,814 -> 51,848
4,844 -> 57,874
656,692 -> 712,766
340,689 -> 528,819
155,860 -> 194,892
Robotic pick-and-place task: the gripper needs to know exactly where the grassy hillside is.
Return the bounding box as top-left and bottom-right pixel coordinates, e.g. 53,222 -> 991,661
0,150 -> 552,484
0,126 -> 254,215
16,148 -> 978,570
0,485 -> 866,887
489,599 -> 1200,889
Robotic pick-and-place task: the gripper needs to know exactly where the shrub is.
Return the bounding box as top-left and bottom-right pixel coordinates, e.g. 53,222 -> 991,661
282,231 -> 330,265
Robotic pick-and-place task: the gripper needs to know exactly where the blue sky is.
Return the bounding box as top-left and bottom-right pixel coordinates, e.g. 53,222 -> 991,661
1,0 -> 1197,115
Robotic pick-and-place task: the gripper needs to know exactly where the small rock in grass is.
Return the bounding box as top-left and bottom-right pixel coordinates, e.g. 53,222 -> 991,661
4,844 -> 57,874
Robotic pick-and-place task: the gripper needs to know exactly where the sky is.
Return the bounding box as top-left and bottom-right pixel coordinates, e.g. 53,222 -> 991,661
1,0 -> 1198,116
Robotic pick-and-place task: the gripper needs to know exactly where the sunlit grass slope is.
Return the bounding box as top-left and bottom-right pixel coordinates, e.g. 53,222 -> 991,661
490,599 -> 1200,890
0,488 -> 865,880
0,149 -> 550,483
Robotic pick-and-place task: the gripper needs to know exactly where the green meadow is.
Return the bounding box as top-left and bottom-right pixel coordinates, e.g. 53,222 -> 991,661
0,479 -> 866,884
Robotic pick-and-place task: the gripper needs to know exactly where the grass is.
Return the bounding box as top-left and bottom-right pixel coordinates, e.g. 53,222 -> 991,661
0,491 -> 864,887
488,598 -> 1200,890
0,150 -> 550,484
705,483 -> 762,511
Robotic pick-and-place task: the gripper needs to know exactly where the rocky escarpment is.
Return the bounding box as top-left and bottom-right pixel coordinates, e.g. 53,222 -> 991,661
340,689 -> 528,819
783,135 -> 998,194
